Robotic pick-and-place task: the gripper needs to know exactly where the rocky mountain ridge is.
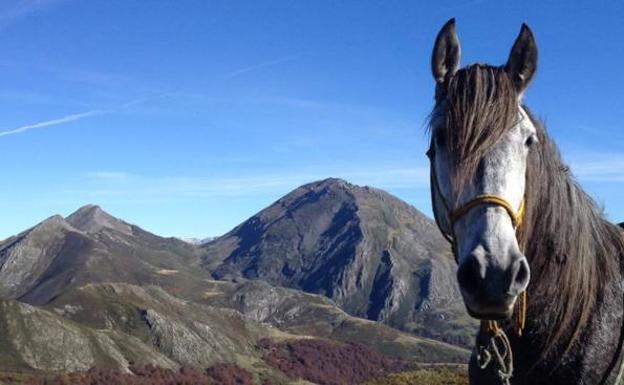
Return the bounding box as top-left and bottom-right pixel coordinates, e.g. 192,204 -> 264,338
0,206 -> 203,304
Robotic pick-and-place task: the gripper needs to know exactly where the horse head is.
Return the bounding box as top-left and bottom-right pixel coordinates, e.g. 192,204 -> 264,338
428,19 -> 538,320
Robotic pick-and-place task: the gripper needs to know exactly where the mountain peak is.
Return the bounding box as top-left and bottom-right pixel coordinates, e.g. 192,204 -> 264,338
292,178 -> 419,216
301,177 -> 351,190
33,215 -> 73,233
66,205 -> 133,235
41,214 -> 67,224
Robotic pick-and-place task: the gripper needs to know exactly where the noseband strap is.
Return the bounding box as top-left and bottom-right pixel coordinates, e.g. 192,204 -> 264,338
451,194 -> 525,230
430,163 -> 525,246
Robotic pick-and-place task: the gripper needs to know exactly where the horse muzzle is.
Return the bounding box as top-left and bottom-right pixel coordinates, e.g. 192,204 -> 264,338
457,247 -> 530,320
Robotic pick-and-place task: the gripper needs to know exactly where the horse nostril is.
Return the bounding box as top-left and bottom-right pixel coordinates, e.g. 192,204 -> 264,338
508,257 -> 531,296
457,254 -> 485,295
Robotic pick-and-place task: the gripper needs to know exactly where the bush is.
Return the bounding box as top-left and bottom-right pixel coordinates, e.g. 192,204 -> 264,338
364,367 -> 468,385
258,338 -> 413,385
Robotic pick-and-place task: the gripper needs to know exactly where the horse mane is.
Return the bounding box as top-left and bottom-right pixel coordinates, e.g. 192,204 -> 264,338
521,109 -> 624,360
431,63 -> 624,360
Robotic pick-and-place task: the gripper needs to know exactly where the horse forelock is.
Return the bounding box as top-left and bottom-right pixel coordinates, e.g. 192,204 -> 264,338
430,64 -> 519,197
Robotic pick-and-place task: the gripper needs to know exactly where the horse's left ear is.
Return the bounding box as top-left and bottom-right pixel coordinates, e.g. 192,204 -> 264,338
505,23 -> 538,94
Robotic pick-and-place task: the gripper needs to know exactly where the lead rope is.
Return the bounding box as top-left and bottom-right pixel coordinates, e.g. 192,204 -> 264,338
477,292 -> 527,385
429,164 -> 527,385
477,321 -> 513,384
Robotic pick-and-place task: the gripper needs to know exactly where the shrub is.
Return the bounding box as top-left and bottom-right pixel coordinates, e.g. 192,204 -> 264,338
258,338 -> 413,385
364,367 -> 468,385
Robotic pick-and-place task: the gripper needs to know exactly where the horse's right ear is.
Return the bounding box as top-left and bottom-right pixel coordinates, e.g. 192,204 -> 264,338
431,18 -> 461,84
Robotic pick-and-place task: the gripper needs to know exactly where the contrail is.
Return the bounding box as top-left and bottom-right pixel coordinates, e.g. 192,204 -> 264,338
0,94 -> 167,138
0,109 -> 109,138
0,52 -> 301,138
224,54 -> 302,78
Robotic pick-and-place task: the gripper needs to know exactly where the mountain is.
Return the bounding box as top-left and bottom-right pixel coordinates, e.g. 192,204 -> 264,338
0,201 -> 470,380
0,205 -> 206,304
202,178 -> 476,346
0,298 -> 176,373
48,281 -> 468,364
0,280 -> 467,378
188,279 -> 468,362
43,283 -> 279,370
1,183 -> 472,347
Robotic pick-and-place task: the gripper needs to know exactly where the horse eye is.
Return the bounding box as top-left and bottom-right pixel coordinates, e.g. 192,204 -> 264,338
434,129 -> 446,147
426,147 -> 434,159
525,134 -> 539,148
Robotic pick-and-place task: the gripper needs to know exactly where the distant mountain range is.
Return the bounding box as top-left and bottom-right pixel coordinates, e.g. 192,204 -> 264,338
180,236 -> 216,245
0,178 -> 473,381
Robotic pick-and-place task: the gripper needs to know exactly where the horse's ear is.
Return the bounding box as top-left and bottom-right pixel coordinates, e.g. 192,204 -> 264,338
431,18 -> 461,84
505,24 -> 538,94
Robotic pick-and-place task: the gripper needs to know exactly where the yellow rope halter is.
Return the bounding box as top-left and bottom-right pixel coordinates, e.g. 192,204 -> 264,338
450,194 -> 525,230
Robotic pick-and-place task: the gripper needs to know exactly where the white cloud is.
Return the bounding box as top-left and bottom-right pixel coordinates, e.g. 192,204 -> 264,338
77,167 -> 431,201
85,171 -> 134,181
569,154 -> 624,182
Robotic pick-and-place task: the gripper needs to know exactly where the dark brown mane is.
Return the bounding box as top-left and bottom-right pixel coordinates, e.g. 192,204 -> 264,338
431,63 -> 624,361
521,109 -> 624,359
432,64 -> 518,195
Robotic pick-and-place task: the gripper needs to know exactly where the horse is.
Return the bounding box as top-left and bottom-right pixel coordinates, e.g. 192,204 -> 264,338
427,19 -> 624,385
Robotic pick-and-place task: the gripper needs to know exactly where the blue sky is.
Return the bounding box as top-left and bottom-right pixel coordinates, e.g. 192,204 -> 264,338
1,1 -> 623,239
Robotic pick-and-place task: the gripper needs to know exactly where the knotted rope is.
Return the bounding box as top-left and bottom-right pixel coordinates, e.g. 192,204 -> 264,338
478,293 -> 527,385
477,321 -> 513,385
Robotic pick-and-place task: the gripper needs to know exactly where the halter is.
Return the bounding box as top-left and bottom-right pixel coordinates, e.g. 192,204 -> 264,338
430,162 -> 525,256
429,156 -> 528,385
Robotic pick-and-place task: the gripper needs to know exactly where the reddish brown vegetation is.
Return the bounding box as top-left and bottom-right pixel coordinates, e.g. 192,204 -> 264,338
23,364 -> 255,385
258,338 -> 413,385
19,339 -> 416,385
205,363 -> 255,385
